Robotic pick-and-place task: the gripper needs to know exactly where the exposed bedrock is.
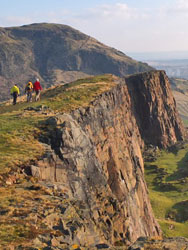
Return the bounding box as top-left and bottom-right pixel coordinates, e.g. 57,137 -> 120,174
31,71 -> 185,247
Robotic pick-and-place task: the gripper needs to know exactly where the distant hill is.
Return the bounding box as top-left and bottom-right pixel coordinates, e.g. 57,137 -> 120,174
0,23 -> 152,101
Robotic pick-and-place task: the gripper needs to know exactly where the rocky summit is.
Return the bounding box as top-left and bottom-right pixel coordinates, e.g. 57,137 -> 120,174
0,71 -> 187,249
0,23 -> 152,101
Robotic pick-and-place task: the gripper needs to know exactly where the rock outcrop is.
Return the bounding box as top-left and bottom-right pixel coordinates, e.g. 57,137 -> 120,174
125,71 -> 185,147
29,71 -> 185,248
0,23 -> 153,101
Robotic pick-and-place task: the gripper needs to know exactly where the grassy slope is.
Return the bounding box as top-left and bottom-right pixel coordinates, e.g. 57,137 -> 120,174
145,144 -> 188,238
0,74 -> 116,246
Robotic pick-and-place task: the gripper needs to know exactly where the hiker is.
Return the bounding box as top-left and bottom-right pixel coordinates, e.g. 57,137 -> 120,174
10,84 -> 20,105
25,81 -> 33,102
33,78 -> 42,101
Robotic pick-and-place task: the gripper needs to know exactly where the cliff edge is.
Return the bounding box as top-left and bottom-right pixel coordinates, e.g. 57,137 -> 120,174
0,71 -> 186,249
29,71 -> 184,247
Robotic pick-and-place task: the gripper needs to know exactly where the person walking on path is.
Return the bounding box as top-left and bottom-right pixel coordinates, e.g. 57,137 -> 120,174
10,84 -> 20,105
33,78 -> 42,101
25,81 -> 33,102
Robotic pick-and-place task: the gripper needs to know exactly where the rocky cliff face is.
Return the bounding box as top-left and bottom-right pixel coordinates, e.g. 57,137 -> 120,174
0,23 -> 153,101
29,71 -> 185,247
125,71 -> 185,147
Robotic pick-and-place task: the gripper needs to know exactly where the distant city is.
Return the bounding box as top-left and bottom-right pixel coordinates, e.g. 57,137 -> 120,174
127,51 -> 188,79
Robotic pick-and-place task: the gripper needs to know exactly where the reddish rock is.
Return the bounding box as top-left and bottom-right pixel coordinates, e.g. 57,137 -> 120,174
125,70 -> 184,147
31,71 -> 185,247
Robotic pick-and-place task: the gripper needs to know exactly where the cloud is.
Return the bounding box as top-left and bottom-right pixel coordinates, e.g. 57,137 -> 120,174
1,2 -> 188,52
166,0 -> 188,16
0,17 -> 29,27
176,0 -> 188,9
88,3 -> 138,19
73,2 -> 188,52
78,3 -> 150,21
0,3 -> 152,28
0,9 -> 72,27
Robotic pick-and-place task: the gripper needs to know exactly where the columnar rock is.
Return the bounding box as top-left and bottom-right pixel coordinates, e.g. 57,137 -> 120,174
32,71 -> 185,247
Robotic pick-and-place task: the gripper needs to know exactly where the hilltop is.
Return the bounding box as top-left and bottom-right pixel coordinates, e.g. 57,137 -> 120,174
0,23 -> 152,101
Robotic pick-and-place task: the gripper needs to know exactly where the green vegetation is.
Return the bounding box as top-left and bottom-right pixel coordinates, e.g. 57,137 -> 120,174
0,112 -> 45,174
40,74 -> 115,112
182,119 -> 188,127
145,144 -> 188,237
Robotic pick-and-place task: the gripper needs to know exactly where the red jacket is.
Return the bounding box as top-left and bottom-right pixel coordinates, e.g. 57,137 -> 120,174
33,81 -> 42,91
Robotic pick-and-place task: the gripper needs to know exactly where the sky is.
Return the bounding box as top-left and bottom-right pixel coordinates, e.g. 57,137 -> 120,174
0,0 -> 188,54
